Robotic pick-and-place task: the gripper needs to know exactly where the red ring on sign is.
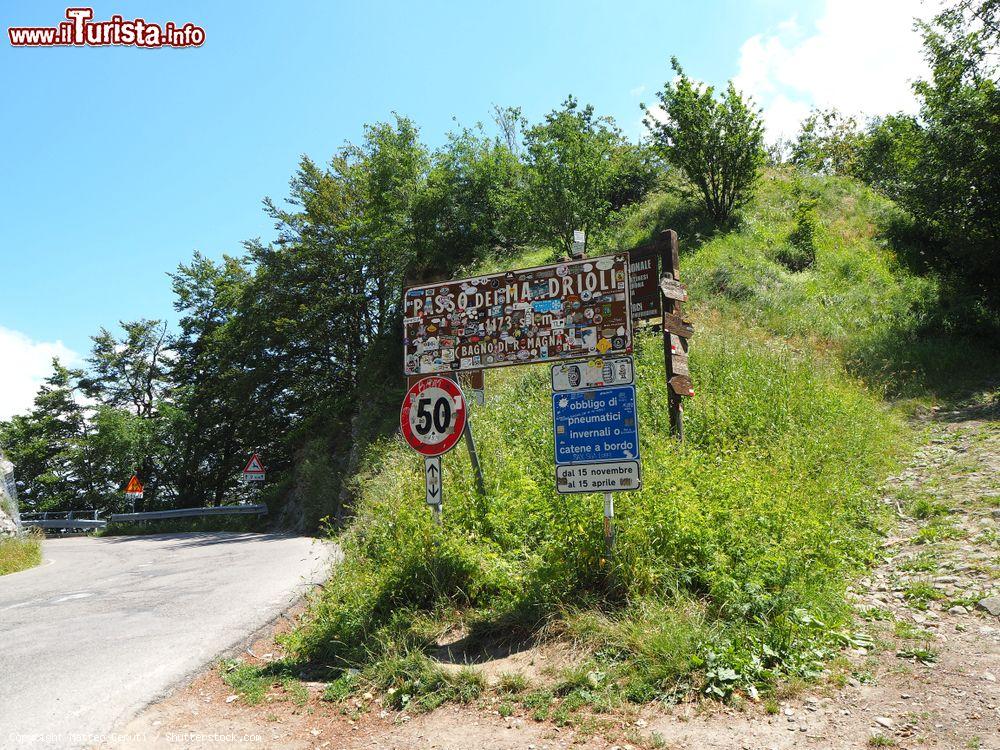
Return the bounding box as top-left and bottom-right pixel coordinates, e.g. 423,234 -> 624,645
400,376 -> 467,456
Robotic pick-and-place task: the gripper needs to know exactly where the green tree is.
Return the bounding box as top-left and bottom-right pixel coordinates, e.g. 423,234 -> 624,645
216,116 -> 430,520
85,405 -> 159,513
167,252 -> 252,507
852,114 -> 925,199
83,320 -> 172,508
526,96 -> 657,254
790,108 -> 865,175
645,58 -> 765,222
411,124 -> 530,277
85,320 -> 171,418
0,361 -> 90,511
855,0 -> 1000,310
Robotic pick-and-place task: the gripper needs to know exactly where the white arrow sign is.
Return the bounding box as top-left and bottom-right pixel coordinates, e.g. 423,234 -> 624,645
424,456 -> 442,505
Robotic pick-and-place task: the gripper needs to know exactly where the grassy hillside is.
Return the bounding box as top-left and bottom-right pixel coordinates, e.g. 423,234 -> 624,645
601,169 -> 997,400
234,168 -> 968,713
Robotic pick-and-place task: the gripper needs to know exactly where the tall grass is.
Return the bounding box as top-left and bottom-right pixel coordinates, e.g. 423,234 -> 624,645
653,169 -> 997,400
288,317 -> 902,698
0,531 -> 43,575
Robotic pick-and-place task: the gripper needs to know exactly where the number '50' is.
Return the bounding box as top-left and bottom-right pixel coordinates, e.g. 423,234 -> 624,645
416,396 -> 452,435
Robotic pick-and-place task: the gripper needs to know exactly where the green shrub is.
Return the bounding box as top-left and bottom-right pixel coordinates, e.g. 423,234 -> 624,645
101,514 -> 264,536
777,185 -> 819,272
497,671 -> 529,694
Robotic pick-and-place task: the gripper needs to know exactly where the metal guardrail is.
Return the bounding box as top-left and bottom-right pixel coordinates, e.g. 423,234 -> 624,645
20,510 -> 106,531
23,518 -> 107,530
19,505 -> 267,529
109,504 -> 268,523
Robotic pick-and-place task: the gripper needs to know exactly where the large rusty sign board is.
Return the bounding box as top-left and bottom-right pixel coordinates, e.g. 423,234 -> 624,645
628,244 -> 661,324
403,254 -> 633,375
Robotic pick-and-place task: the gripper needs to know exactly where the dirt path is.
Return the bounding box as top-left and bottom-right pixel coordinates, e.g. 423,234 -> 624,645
106,404 -> 1000,750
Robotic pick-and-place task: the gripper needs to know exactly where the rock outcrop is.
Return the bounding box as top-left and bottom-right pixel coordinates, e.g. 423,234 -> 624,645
1,455 -> 20,536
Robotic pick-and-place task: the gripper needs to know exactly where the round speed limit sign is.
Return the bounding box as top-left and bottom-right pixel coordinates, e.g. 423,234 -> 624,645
400,376 -> 467,456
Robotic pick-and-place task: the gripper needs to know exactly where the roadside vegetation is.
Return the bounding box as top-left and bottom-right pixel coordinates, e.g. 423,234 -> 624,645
263,169 -> 911,712
98,514 -> 265,536
0,530 -> 43,576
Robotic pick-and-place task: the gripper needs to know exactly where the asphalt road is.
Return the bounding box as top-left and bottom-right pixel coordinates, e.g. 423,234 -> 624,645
0,532 -> 331,750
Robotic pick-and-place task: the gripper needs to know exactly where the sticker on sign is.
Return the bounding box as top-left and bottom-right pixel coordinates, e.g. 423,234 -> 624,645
556,461 -> 641,494
551,356 -> 634,392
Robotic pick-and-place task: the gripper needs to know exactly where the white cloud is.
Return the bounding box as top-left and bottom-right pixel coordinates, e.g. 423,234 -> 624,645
629,84 -> 646,97
0,326 -> 80,420
735,0 -> 935,140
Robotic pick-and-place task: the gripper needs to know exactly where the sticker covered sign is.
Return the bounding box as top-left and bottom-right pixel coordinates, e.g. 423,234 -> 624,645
403,254 -> 632,375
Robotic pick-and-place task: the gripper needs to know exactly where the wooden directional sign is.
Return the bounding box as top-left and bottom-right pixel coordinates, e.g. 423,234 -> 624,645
662,312 -> 695,339
400,376 -> 467,457
659,276 -> 688,302
124,474 -> 144,498
670,353 -> 690,377
403,254 -> 632,375
669,374 -> 694,397
424,456 -> 442,505
242,453 -> 266,482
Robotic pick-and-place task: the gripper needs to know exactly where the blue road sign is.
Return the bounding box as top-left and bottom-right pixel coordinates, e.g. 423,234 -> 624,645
552,385 -> 639,466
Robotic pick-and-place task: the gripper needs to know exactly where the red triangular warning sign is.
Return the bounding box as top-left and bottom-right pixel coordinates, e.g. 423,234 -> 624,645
124,475 -> 143,494
242,453 -> 265,475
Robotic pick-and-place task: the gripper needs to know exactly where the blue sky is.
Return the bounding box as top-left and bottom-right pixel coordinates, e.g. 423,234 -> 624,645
0,0 -> 927,417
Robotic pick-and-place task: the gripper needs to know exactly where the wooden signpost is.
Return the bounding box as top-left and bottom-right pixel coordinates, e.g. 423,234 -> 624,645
661,311 -> 695,339
657,230 -> 693,439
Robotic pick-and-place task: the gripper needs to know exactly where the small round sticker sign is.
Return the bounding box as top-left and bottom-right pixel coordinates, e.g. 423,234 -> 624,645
400,376 -> 467,456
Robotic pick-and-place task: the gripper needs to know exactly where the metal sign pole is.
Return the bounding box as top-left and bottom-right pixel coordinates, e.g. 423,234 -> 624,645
444,373 -> 486,496
603,491 -> 615,563
463,421 -> 486,496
